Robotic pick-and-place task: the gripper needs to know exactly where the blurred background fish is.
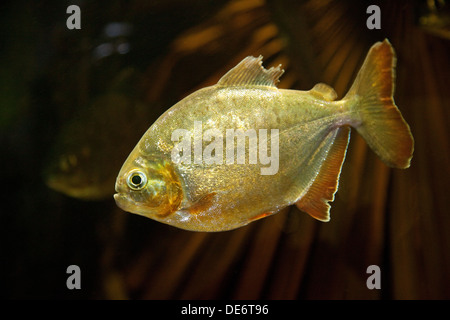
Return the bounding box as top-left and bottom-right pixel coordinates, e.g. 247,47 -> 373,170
1,0 -> 449,300
415,0 -> 450,39
43,71 -> 153,201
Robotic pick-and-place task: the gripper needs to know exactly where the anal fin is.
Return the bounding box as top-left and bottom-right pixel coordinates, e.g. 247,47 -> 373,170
296,126 -> 350,221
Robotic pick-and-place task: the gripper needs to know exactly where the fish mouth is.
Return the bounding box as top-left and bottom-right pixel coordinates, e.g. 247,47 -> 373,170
113,193 -> 129,211
114,178 -> 127,207
113,192 -> 142,215
113,192 -> 151,218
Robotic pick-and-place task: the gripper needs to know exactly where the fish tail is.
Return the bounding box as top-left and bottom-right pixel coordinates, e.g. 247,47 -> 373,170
344,39 -> 414,168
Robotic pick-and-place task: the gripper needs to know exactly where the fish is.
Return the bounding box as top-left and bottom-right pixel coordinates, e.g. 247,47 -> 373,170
415,0 -> 450,40
44,93 -> 152,200
114,39 -> 414,232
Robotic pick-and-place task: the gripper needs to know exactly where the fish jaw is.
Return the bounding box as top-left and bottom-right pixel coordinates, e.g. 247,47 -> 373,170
113,183 -> 139,215
113,190 -> 192,229
113,192 -> 129,212
113,192 -> 140,215
113,191 -> 157,218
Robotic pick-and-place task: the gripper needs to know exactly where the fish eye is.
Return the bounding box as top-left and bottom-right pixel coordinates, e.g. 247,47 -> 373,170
126,170 -> 148,190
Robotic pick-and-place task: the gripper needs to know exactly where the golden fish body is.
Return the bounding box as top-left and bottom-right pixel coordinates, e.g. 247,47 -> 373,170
114,39 -> 413,231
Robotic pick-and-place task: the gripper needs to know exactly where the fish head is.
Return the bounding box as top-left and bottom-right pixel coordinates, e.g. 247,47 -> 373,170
114,153 -> 183,221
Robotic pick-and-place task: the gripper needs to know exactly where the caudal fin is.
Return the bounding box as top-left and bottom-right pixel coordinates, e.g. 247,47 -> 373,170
345,39 -> 414,168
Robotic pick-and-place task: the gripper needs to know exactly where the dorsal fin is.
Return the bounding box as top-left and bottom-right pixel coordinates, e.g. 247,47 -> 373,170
310,83 -> 338,101
295,127 -> 350,221
217,56 -> 284,88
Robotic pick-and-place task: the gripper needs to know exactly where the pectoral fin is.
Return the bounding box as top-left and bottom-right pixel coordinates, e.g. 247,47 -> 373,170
295,127 -> 350,221
183,192 -> 218,215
